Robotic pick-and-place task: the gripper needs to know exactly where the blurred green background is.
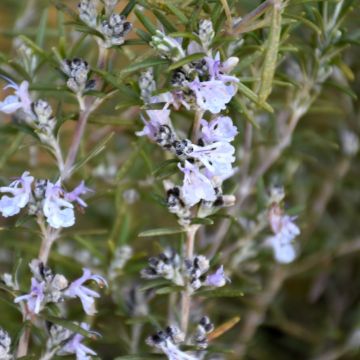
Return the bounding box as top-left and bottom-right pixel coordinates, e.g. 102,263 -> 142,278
0,1 -> 360,359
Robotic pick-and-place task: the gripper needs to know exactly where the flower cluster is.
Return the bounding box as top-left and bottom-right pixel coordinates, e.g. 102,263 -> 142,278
14,259 -> 107,316
141,248 -> 183,285
0,78 -> 32,116
0,327 -> 12,360
62,58 -> 95,97
149,20 -> 239,113
78,0 -> 132,48
192,316 -> 214,349
0,79 -> 65,167
0,172 -> 91,228
147,317 -> 215,360
47,322 -> 97,360
185,255 -> 230,291
146,326 -> 196,360
137,109 -> 237,224
266,201 -> 301,264
137,20 -> 239,226
141,249 -> 229,292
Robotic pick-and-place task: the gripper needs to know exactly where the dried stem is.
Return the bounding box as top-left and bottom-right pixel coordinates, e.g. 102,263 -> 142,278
17,216 -> 60,356
16,45 -> 110,357
16,322 -> 32,358
220,0 -> 233,32
191,110 -> 204,143
231,0 -> 274,35
181,225 -> 199,335
63,105 -> 91,179
62,47 -> 109,180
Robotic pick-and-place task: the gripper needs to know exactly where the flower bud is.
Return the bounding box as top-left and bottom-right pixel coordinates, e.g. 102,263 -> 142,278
199,19 -> 214,51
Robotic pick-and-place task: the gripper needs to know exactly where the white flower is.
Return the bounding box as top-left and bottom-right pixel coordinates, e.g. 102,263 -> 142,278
0,79 -> 32,115
14,277 -> 45,314
57,323 -> 97,360
64,268 -> 107,316
43,181 -> 75,229
0,171 -> 34,217
136,109 -> 173,141
269,236 -> 297,264
187,52 -> 239,114
0,327 -> 12,360
189,142 -> 235,178
267,214 -> 300,264
179,161 -> 216,207
200,116 -> 238,144
205,266 -> 230,287
188,78 -> 236,114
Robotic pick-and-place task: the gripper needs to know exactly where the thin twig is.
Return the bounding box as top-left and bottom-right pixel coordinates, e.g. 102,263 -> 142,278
220,0 -> 233,32
181,225 -> 199,334
231,0 -> 274,35
191,110 -> 204,143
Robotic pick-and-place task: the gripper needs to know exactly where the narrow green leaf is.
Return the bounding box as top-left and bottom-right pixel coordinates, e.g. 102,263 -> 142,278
50,0 -> 78,19
138,227 -> 185,237
323,80 -> 357,100
197,288 -> 245,298
231,97 -> 260,129
134,9 -> 157,35
284,13 -> 321,34
18,35 -> 51,61
166,4 -> 188,24
139,279 -> 172,291
152,159 -> 179,177
168,32 -> 200,43
120,0 -> 137,17
116,141 -> 145,182
237,82 -> 273,113
258,2 -> 282,104
167,52 -> 205,72
42,315 -> 100,339
191,217 -> 214,225
36,8 -> 49,47
120,57 -> 169,76
135,28 -> 152,42
71,132 -> 114,173
153,10 -> 178,33
155,286 -> 184,295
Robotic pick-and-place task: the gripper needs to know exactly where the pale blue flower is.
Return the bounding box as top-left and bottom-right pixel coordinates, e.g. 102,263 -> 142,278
200,116 -> 238,144
0,327 -> 12,360
270,237 -> 297,264
43,181 -> 75,229
189,142 -> 235,178
187,52 -> 239,114
205,52 -> 239,84
267,214 -> 300,264
64,268 -> 107,316
58,322 -> 97,360
188,77 -> 235,114
179,161 -> 216,207
136,109 -> 172,141
14,277 -> 45,314
0,171 -> 34,217
65,181 -> 92,208
0,79 -> 32,115
205,266 -> 230,287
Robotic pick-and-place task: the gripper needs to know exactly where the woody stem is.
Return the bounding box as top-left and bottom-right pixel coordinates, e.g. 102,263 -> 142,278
181,225 -> 199,335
